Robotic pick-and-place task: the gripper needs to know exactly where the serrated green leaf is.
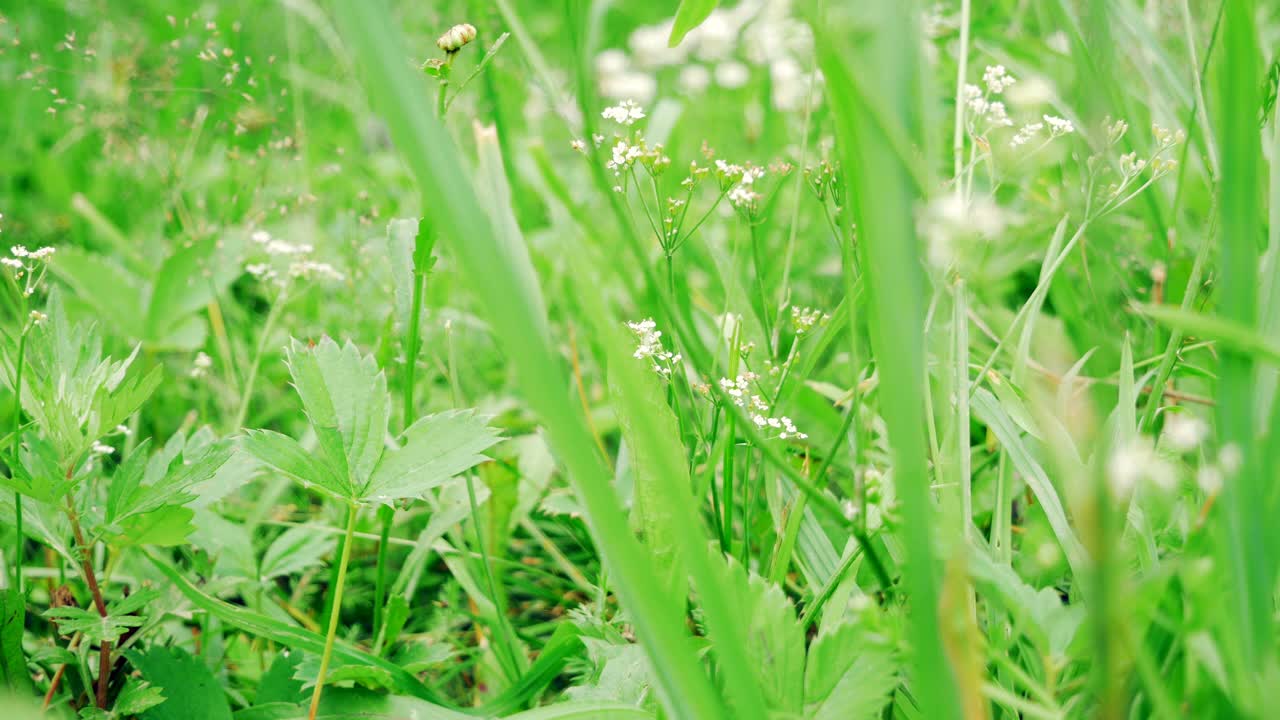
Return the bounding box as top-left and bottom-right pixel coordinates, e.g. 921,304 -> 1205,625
285,337 -> 389,494
363,409 -> 501,504
706,555 -> 804,716
242,430 -> 347,502
803,623 -> 897,720
113,678 -> 167,716
43,606 -> 143,645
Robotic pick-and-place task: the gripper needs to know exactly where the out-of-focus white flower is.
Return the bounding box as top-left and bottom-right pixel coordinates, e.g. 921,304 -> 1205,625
190,351 -> 213,378
691,12 -> 737,61
714,61 -> 750,89
1010,122 -> 1044,148
1162,413 -> 1207,453
91,440 -> 115,455
919,194 -> 1007,267
678,64 -> 711,95
1107,438 -> 1176,498
600,71 -> 656,103
629,23 -> 686,68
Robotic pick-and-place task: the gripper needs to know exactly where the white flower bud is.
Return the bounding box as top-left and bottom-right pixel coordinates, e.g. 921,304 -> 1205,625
437,23 -> 477,53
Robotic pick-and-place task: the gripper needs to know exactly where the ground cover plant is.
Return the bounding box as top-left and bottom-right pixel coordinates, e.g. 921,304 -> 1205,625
0,0 -> 1278,717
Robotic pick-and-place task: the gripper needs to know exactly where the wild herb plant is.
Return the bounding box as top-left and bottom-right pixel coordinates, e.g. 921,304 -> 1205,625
1,0 -> 1278,719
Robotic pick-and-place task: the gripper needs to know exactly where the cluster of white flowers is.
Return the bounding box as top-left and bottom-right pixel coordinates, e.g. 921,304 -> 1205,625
190,351 -> 212,378
29,309 -> 47,326
627,318 -> 681,375
963,83 -> 1012,128
790,306 -> 830,335
595,4 -> 818,110
919,194 -> 1007,268
1044,114 -> 1075,136
2,243 -> 57,297
1009,121 -> 1042,148
602,99 -> 646,126
983,64 -> 1017,93
91,440 -> 115,455
718,371 -> 806,440
1161,413 -> 1207,453
608,140 -> 645,173
1107,437 -> 1177,498
245,229 -> 343,285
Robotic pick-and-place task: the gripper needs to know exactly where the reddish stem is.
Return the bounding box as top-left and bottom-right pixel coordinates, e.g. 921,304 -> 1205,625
64,487 -> 111,710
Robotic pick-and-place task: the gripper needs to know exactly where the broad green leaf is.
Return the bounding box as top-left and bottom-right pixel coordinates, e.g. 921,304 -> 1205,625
285,337 -> 389,494
564,639 -> 653,707
364,409 -> 501,504
242,430 -> 347,502
0,588 -> 31,694
803,621 -> 897,719
707,555 -> 805,716
506,703 -> 655,720
668,0 -> 719,48
116,506 -> 197,547
49,247 -> 147,340
128,646 -> 233,720
144,232 -> 243,350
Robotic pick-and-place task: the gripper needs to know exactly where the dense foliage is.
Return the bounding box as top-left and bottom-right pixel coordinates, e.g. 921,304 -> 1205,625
1,0 -> 1278,718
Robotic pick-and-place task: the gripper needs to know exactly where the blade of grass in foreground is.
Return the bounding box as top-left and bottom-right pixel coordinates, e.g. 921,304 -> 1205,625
330,3 -> 728,719
808,0 -> 960,716
1212,0 -> 1271,704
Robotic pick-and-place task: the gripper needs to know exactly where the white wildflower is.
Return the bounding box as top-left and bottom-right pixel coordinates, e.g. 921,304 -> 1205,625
1010,122 -> 1043,148
678,64 -> 711,95
1,258 -> 22,269
1044,115 -> 1075,136
190,351 -> 212,378
289,260 -> 344,281
728,185 -> 760,210
602,99 -> 646,126
714,61 -> 750,89
791,306 -> 829,335
1162,413 -> 1207,453
627,318 -> 680,376
570,139 -> 586,152
1107,438 -> 1175,498
28,310 -> 47,326
91,440 -> 115,455
982,64 -> 1016,94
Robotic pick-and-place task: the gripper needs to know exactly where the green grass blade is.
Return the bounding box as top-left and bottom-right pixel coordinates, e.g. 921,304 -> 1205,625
808,1 -> 960,714
1212,0 -> 1272,697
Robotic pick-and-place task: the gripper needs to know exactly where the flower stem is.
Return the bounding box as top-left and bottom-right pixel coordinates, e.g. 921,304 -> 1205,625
309,502 -> 358,720
231,284 -> 289,432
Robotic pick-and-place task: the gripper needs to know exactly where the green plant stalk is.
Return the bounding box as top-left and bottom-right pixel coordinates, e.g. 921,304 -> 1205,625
375,269 -> 427,639
447,323 -> 523,685
9,309 -> 27,594
231,283 -> 289,432
64,489 -> 110,710
309,501 -> 358,720
722,323 -> 742,553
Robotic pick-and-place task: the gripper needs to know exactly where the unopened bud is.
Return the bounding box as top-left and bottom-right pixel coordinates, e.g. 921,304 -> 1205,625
437,23 -> 476,53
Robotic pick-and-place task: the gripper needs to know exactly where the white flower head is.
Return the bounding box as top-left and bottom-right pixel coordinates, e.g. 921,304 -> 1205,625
1044,115 -> 1075,137
602,99 -> 646,126
982,64 -> 1016,94
1161,413 -> 1207,453
1107,438 -> 1176,498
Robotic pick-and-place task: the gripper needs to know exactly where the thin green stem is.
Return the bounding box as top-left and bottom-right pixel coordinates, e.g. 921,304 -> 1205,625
9,316 -> 27,594
309,501 -> 358,720
231,284 -> 289,432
